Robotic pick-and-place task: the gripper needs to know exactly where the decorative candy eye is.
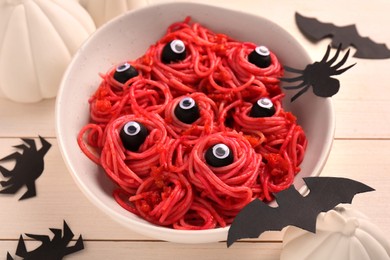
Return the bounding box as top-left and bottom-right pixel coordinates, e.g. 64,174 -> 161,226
120,121 -> 148,152
174,97 -> 200,124
205,143 -> 234,167
161,40 -> 187,64
113,63 -> 139,84
248,46 -> 271,68
249,97 -> 276,117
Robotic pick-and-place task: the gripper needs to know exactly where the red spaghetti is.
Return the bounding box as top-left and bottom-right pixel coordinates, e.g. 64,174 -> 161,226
188,131 -> 262,222
78,17 -> 307,230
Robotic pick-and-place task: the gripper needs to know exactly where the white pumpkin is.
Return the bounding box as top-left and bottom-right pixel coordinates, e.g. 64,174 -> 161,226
0,0 -> 96,103
281,205 -> 390,260
79,0 -> 149,27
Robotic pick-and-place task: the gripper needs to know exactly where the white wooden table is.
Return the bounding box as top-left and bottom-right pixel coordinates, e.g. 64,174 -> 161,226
1,0 -> 390,259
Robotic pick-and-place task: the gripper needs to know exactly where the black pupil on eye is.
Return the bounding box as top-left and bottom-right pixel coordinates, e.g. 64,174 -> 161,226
174,97 -> 200,124
215,146 -> 227,158
249,97 -> 275,118
205,143 -> 234,167
248,45 -> 271,68
162,40 -> 187,63
174,44 -> 184,53
113,63 -> 139,84
120,121 -> 148,152
127,125 -> 138,135
182,99 -> 192,108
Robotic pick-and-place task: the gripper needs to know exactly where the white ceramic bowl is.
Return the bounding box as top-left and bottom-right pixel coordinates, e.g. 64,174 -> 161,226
56,2 -> 335,244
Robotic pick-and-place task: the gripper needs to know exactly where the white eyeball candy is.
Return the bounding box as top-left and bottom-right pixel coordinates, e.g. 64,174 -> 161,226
161,39 -> 187,63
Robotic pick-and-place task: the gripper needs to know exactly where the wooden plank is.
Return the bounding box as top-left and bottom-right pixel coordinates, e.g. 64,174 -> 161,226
0,0 -> 389,140
320,139 -> 390,232
0,98 -> 56,138
1,59 -> 390,140
0,137 -> 149,241
1,241 -> 282,260
0,1 -> 389,259
0,137 -> 281,242
0,79 -> 389,142
1,138 -> 389,242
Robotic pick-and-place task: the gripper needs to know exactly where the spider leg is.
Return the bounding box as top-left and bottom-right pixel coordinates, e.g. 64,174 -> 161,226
49,228 -> 63,240
284,66 -> 305,74
290,85 -> 311,102
19,182 -> 37,200
0,152 -> 21,162
13,144 -> 29,151
22,138 -> 36,150
0,165 -> 13,177
320,45 -> 332,63
24,233 -> 51,244
279,75 -> 305,83
326,44 -> 342,65
0,183 -> 22,194
334,62 -> 356,75
283,81 -> 307,90
38,136 -> 51,156
332,48 -> 350,68
15,235 -> 27,258
332,48 -> 356,74
64,235 -> 84,256
6,252 -> 14,260
62,220 -> 75,242
0,178 -> 12,187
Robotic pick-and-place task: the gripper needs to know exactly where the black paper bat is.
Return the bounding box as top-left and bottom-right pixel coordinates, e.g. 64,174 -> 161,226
280,44 -> 355,102
0,136 -> 51,200
6,220 -> 84,260
227,177 -> 374,247
296,12 -> 390,59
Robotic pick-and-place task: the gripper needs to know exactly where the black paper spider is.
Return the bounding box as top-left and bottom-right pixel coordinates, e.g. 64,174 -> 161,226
6,221 -> 84,260
281,44 -> 356,102
0,136 -> 51,200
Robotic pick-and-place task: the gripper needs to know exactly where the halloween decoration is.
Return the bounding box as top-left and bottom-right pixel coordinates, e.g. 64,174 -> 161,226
227,177 -> 374,247
6,221 -> 84,260
281,44 -> 355,102
295,12 -> 390,59
79,0 -> 149,27
0,0 -> 95,103
0,136 -> 51,200
281,205 -> 390,260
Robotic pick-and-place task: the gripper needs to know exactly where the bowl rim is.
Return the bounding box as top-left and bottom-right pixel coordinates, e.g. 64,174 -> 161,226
55,1 -> 335,243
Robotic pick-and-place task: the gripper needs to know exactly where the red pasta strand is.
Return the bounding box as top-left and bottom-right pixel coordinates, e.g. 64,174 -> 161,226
78,17 -> 307,230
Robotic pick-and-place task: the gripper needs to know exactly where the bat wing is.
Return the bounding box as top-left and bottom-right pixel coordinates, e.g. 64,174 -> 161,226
303,177 -> 375,213
296,12 -> 390,59
227,198 -> 284,247
227,177 -> 374,247
351,36 -> 390,59
272,177 -> 375,235
295,12 -> 357,50
6,252 -> 14,260
295,12 -> 338,42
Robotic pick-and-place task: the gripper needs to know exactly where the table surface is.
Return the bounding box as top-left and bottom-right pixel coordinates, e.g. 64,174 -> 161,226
1,0 -> 390,259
